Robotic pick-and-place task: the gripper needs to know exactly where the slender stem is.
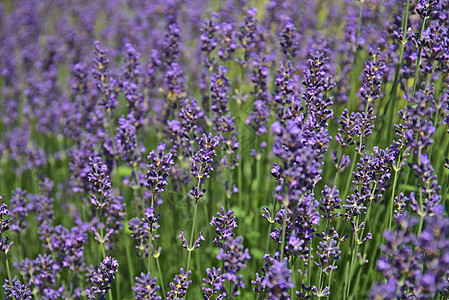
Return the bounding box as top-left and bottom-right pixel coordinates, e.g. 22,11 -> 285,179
156,255 -> 167,298
388,168 -> 399,229
148,193 -> 156,274
264,200 -> 277,255
379,0 -> 410,144
280,196 -> 288,261
5,252 -> 12,285
124,235 -> 135,287
99,207 -> 106,259
343,151 -> 358,200
186,199 -> 199,272
411,17 -> 429,97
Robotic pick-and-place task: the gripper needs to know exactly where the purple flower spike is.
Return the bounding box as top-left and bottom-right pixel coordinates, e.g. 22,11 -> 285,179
200,14 -> 219,68
210,207 -> 237,248
167,267 -> 192,299
189,133 -> 220,200
202,267 -> 224,300
210,65 -> 231,116
133,272 -> 161,300
247,55 -> 271,135
262,258 -> 294,300
91,41 -> 118,110
87,156 -> 111,209
145,143 -> 174,198
279,17 -> 298,59
216,236 -> 251,297
85,256 -> 119,300
1,199 -> 13,255
3,277 -> 32,300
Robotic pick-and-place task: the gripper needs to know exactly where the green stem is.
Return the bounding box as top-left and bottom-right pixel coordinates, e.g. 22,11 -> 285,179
186,199 -> 199,272
343,151 -> 358,200
280,196 -> 288,261
5,252 -> 12,285
388,168 -> 399,229
417,148 -> 424,235
379,0 -> 410,145
124,235 -> 135,287
99,207 -> 106,259
264,200 -> 277,255
156,255 -> 167,298
411,17 -> 429,97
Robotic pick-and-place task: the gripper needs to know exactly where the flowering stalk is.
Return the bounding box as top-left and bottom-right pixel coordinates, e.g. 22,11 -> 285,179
184,133 -> 219,273
411,17 -> 430,97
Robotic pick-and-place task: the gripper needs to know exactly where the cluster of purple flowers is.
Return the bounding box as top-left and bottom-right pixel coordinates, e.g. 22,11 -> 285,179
2,0 -> 449,299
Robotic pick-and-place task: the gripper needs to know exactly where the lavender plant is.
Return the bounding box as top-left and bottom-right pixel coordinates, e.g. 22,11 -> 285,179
1,0 -> 449,299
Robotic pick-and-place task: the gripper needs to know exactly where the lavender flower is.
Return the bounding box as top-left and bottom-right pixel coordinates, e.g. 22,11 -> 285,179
122,43 -> 141,82
202,267 -> 224,300
372,214 -> 449,298
395,88 -> 436,154
0,199 -> 13,254
215,113 -> 240,169
145,143 -> 174,202
358,49 -> 387,112
262,258 -> 294,300
9,189 -> 28,232
210,207 -> 237,248
91,41 -> 118,110
163,23 -> 181,66
333,151 -> 351,173
210,65 -> 230,116
319,185 -> 342,221
162,62 -> 186,105
3,277 -> 32,300
167,267 -> 192,299
189,133 -> 220,200
236,8 -> 258,65
87,156 -> 111,209
115,114 -> 138,165
216,236 -> 251,297
273,61 -> 301,121
279,17 -> 298,59
408,153 -> 443,217
133,272 -> 161,300
174,99 -> 205,158
178,230 -> 205,251
416,0 -> 440,19
336,108 -> 375,153
49,225 -> 87,276
217,23 -> 237,61
200,14 -> 219,68
18,254 -> 58,294
85,256 -> 119,300
246,55 -> 271,135
211,207 -> 250,297
128,217 -> 150,258
315,228 -> 343,275
271,120 -> 323,204
302,51 -> 336,129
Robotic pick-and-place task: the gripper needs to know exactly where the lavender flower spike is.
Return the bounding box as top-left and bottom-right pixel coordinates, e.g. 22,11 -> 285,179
133,272 -> 161,300
167,267 -> 192,299
3,277 -> 32,300
85,256 -> 119,300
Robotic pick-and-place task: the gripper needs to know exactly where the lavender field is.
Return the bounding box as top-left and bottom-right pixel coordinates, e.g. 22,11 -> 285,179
1,0 -> 449,299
